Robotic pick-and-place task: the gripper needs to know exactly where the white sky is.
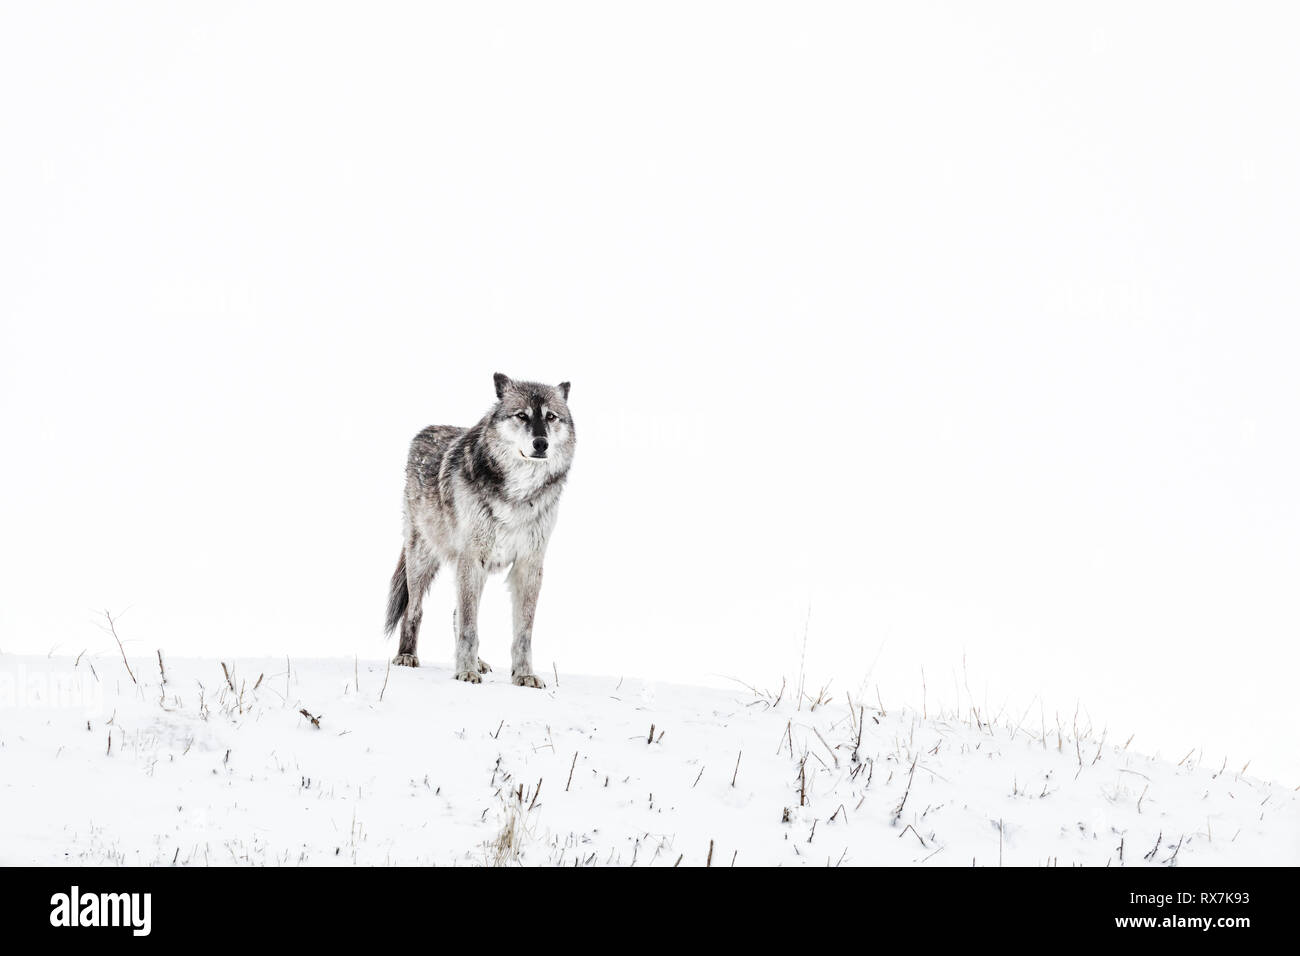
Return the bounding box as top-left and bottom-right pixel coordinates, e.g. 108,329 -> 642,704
2,3 -> 1297,783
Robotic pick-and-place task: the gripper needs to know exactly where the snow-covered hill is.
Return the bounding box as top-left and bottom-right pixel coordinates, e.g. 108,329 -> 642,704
1,653 -> 1295,866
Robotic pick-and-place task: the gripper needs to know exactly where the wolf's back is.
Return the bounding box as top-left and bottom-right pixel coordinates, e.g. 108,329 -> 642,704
406,425 -> 466,486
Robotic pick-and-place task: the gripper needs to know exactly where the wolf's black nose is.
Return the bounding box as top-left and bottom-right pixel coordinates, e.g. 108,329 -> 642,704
533,437 -> 548,453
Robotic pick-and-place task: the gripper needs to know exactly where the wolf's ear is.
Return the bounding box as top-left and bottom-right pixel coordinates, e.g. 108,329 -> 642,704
493,372 -> 512,400
558,381 -> 571,400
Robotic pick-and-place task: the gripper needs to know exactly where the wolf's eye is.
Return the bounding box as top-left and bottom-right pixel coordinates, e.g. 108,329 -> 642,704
545,412 -> 557,422
515,412 -> 529,422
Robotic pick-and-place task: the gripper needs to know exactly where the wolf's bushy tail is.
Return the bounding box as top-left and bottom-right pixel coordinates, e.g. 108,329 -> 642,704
384,551 -> 408,636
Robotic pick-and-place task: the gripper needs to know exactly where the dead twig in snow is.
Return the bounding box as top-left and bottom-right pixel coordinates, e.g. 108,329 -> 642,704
891,755 -> 918,824
104,610 -> 136,685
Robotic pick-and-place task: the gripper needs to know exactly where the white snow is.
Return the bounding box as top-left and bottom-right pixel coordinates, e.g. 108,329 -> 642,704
1,653 -> 1295,866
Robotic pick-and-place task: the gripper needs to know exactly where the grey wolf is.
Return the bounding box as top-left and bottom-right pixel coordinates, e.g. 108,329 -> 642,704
384,372 -> 575,687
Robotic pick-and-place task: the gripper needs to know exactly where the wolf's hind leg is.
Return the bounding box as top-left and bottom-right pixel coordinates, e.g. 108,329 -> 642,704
394,551 -> 438,667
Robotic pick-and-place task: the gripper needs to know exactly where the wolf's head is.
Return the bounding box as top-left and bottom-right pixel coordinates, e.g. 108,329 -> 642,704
487,372 -> 576,474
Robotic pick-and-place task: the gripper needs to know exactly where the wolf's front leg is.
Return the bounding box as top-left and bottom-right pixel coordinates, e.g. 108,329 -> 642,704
453,557 -> 487,683
507,558 -> 546,688
451,608 -> 492,674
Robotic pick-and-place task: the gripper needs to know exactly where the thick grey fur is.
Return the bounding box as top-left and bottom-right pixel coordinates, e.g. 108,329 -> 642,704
384,372 -> 575,687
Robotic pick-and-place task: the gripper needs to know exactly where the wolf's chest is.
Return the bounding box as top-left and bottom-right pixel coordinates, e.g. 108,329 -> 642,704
483,502 -> 552,569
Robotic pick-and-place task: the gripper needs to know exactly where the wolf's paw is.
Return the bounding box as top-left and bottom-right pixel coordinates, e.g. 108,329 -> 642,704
477,658 -> 492,674
454,669 -> 483,684
392,653 -> 419,667
512,674 -> 546,689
